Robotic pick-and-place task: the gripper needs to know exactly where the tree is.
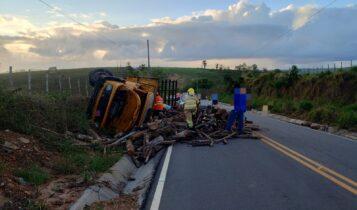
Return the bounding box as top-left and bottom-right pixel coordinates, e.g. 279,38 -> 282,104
202,60 -> 207,69
288,65 -> 299,85
215,64 -> 219,70
251,64 -> 258,71
235,63 -> 248,71
138,64 -> 146,70
126,62 -> 133,71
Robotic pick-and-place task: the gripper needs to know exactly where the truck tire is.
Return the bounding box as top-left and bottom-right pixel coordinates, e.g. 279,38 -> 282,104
89,69 -> 114,87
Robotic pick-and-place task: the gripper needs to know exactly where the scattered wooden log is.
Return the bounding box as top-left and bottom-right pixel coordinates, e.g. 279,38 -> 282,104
126,139 -> 136,156
88,128 -> 102,140
147,120 -> 161,130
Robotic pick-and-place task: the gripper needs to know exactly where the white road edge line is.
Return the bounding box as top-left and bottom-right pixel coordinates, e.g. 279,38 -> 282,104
150,145 -> 173,210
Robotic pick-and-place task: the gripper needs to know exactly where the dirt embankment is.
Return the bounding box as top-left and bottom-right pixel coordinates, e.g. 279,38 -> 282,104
0,130 -> 89,209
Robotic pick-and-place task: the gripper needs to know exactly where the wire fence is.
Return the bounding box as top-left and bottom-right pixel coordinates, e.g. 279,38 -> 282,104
297,60 -> 354,74
0,68 -> 92,96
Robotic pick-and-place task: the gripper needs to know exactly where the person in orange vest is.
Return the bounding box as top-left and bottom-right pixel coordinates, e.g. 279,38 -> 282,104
153,93 -> 164,117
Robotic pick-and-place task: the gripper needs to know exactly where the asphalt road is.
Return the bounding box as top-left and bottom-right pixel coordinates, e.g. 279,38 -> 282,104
145,111 -> 357,210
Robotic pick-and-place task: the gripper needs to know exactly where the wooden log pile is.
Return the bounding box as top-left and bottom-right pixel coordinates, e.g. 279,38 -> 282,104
74,107 -> 260,165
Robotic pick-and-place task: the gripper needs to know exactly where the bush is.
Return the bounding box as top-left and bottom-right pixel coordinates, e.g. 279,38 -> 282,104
308,106 -> 337,124
343,104 -> 357,112
0,90 -> 89,135
270,100 -> 283,113
219,93 -> 233,104
337,111 -> 357,130
299,100 -> 313,112
15,165 -> 50,186
282,100 -> 297,114
251,97 -> 267,110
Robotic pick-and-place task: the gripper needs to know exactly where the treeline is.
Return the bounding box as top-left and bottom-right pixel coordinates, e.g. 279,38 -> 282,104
220,66 -> 357,130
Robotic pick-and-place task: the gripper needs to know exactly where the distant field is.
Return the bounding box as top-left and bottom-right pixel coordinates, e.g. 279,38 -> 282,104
0,67 -> 235,95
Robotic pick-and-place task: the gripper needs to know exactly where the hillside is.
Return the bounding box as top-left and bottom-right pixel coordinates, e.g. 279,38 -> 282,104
1,66 -> 356,130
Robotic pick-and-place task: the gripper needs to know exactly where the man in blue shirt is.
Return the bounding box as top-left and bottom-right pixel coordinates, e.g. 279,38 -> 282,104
226,87 -> 247,134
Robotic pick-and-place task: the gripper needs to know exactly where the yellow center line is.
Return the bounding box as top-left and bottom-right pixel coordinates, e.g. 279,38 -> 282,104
255,131 -> 357,195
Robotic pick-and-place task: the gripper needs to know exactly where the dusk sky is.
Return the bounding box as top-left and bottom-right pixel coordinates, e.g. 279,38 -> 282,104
0,0 -> 356,71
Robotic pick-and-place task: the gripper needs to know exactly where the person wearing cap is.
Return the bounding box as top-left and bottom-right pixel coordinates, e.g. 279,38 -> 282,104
153,93 -> 164,117
184,88 -> 199,128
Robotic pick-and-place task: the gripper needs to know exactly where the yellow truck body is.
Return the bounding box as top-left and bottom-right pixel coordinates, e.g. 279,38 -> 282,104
88,76 -> 158,133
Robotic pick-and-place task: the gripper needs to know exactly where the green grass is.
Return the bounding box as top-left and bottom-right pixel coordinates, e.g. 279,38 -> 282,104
0,88 -> 89,135
55,139 -> 123,176
252,96 -> 357,130
15,165 -> 50,186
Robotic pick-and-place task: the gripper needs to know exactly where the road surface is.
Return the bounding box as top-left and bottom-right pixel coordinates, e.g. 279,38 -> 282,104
145,111 -> 357,210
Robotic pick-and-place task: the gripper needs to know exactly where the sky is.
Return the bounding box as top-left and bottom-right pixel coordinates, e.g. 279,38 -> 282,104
0,0 -> 356,71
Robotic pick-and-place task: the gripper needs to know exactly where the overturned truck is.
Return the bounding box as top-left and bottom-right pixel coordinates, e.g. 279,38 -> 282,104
86,69 -> 159,133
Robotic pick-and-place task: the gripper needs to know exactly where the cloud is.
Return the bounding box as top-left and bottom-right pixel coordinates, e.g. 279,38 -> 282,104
0,0 -> 356,70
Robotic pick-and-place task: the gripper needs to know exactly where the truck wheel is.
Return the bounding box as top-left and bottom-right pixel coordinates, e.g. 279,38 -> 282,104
89,69 -> 114,87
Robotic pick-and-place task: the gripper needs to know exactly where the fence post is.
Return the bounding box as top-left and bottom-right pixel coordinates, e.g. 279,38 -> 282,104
58,75 -> 62,92
77,79 -> 81,95
45,72 -> 49,94
85,80 -> 89,97
68,76 -> 72,94
8,66 -> 14,88
28,69 -> 32,94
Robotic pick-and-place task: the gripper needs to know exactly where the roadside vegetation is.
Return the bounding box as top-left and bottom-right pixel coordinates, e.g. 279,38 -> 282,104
0,88 -> 122,209
1,64 -> 355,131
249,67 -> 357,130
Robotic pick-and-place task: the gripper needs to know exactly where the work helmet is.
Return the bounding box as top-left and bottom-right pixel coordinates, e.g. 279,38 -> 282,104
187,88 -> 195,95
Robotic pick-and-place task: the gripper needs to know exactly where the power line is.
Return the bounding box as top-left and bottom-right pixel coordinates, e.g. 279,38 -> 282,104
247,0 -> 338,58
37,0 -> 119,46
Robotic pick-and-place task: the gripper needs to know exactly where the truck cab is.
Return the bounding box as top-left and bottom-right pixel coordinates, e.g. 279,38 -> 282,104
87,70 -> 158,133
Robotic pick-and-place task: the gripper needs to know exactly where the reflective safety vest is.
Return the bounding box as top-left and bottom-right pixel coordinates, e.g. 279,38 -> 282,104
184,94 -> 198,110
153,95 -> 164,111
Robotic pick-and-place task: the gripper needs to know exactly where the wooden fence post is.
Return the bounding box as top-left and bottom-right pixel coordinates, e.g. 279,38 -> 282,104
58,75 -> 62,92
28,69 -> 32,94
77,79 -> 81,95
68,76 -> 72,94
85,80 -> 89,97
8,66 -> 14,88
45,72 -> 49,94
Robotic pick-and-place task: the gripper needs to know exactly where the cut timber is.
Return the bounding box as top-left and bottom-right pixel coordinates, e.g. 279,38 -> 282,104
126,139 -> 136,156
147,120 -> 161,131
88,128 -> 102,140
173,130 -> 196,140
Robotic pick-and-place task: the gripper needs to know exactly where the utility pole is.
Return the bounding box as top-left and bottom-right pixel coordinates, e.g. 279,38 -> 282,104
147,40 -> 151,74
